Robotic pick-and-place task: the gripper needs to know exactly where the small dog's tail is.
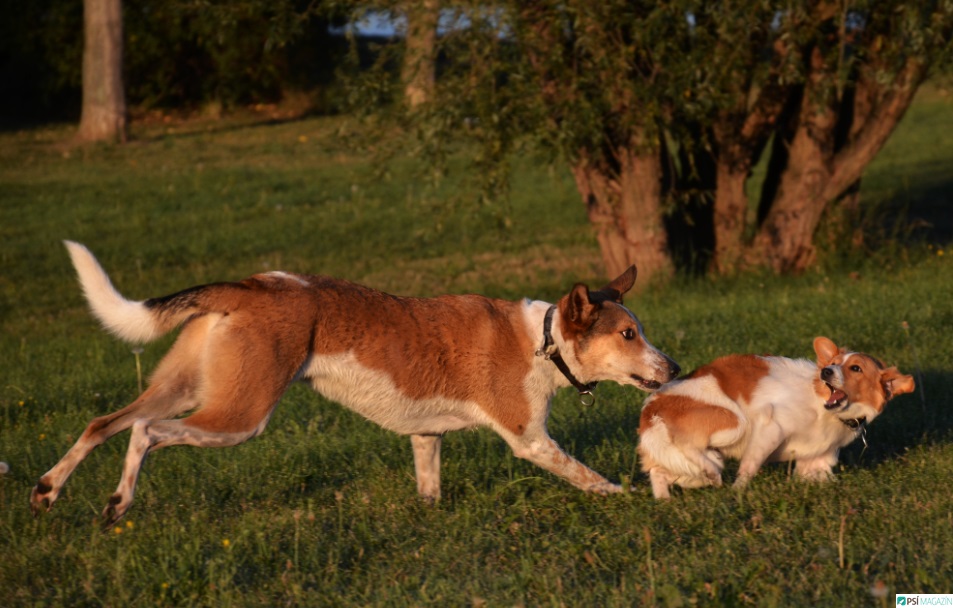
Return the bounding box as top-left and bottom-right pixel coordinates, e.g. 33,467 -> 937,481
65,241 -> 211,343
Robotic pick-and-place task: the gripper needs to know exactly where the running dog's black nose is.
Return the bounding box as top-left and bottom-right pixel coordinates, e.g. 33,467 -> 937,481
821,367 -> 834,380
668,361 -> 681,379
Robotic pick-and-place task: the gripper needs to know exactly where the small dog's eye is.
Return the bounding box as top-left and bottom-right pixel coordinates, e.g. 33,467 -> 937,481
850,365 -> 862,372
621,328 -> 635,341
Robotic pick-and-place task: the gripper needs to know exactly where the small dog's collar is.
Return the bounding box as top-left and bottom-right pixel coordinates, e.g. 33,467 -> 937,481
841,416 -> 867,430
842,416 -> 869,455
536,305 -> 598,405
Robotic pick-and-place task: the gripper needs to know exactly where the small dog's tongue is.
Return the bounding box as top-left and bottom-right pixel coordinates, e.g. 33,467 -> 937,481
826,389 -> 847,408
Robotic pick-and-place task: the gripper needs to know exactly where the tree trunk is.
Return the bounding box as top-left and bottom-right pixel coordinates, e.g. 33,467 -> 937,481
78,0 -> 126,143
822,73 -> 876,251
402,0 -> 439,109
752,46 -> 837,272
708,66 -> 790,274
570,140 -> 672,284
711,157 -> 749,274
753,53 -> 925,272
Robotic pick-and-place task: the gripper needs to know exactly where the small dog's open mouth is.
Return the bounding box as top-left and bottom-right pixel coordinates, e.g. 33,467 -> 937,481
824,383 -> 848,409
632,375 -> 662,391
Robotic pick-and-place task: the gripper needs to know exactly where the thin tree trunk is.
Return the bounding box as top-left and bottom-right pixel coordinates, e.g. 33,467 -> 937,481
822,73 -> 876,250
712,156 -> 749,274
77,0 -> 126,143
402,0 -> 439,109
570,140 -> 672,284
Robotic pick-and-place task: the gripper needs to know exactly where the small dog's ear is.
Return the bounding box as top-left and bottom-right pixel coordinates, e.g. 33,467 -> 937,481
881,367 -> 916,400
813,336 -> 840,365
591,265 -> 638,304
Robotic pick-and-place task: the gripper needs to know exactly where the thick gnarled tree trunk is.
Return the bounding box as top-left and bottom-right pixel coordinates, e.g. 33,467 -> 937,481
78,0 -> 126,143
708,62 -> 789,274
751,46 -> 838,272
570,138 -> 672,284
752,53 -> 925,272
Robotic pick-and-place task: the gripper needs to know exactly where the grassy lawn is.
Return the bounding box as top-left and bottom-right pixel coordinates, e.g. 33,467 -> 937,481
1,85 -> 951,606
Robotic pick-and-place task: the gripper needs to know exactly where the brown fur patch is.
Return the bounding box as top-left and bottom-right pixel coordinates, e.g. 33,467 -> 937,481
640,394 -> 740,443
690,355 -> 770,404
175,275 -> 535,435
832,353 -> 891,414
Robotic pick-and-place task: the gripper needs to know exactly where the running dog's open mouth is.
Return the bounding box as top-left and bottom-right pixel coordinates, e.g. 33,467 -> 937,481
825,382 -> 848,409
632,375 -> 662,391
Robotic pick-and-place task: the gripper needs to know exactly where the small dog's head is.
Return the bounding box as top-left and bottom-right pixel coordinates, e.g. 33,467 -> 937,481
556,266 -> 680,392
813,336 -> 915,422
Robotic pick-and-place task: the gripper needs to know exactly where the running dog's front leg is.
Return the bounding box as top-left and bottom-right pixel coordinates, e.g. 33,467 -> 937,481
794,452 -> 839,482
411,434 -> 442,502
733,419 -> 785,488
506,431 -> 621,495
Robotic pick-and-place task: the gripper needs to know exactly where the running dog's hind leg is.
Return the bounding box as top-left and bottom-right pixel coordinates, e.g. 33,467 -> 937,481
29,385 -> 195,516
101,415 -> 275,527
29,317 -> 214,516
100,325 -> 300,526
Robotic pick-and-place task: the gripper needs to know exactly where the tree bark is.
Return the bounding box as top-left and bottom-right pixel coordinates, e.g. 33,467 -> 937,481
570,138 -> 672,284
77,0 -> 126,143
402,0 -> 439,109
711,149 -> 749,274
753,52 -> 925,272
821,71 -> 876,251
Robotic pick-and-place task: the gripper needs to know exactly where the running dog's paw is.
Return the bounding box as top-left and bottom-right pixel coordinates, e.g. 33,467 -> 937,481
587,481 -> 624,495
100,494 -> 128,531
29,482 -> 56,517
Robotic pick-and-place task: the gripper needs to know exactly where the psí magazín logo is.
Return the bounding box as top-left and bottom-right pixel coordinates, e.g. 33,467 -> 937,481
898,596 -> 953,606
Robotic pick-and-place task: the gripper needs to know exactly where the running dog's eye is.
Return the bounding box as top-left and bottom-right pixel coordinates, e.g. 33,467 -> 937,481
621,328 -> 636,340
850,365 -> 862,372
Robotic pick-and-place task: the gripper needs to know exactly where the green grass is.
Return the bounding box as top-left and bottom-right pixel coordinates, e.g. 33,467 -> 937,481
1,86 -> 952,606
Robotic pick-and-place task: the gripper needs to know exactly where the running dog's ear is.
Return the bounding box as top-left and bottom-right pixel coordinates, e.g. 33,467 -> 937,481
562,283 -> 598,329
881,367 -> 915,401
813,336 -> 840,366
590,265 -> 638,304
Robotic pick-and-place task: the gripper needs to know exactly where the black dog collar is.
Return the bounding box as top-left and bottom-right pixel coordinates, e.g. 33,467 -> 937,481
536,305 -> 598,405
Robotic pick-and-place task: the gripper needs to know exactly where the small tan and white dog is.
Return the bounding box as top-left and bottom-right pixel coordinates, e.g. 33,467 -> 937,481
31,242 -> 680,525
637,337 -> 914,499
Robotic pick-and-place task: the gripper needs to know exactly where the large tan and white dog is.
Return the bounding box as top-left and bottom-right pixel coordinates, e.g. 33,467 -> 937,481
31,242 -> 680,524
638,337 -> 914,499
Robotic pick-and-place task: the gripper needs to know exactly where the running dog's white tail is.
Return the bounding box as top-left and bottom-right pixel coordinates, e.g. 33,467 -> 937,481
64,241 -> 162,343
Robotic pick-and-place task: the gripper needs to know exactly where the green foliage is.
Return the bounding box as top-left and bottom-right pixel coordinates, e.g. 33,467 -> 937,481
0,96 -> 952,605
346,0 -> 953,274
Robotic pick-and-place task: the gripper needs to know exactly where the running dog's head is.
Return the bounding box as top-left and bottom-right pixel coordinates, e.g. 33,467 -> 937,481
813,336 -> 915,423
556,266 -> 680,392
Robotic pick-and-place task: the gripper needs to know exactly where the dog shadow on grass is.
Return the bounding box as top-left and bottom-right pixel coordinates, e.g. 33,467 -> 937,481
837,368 -> 953,470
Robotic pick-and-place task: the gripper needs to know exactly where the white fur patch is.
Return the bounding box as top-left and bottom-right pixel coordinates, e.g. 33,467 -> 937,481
301,352 -> 483,435
64,240 -> 159,343
264,271 -> 310,286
